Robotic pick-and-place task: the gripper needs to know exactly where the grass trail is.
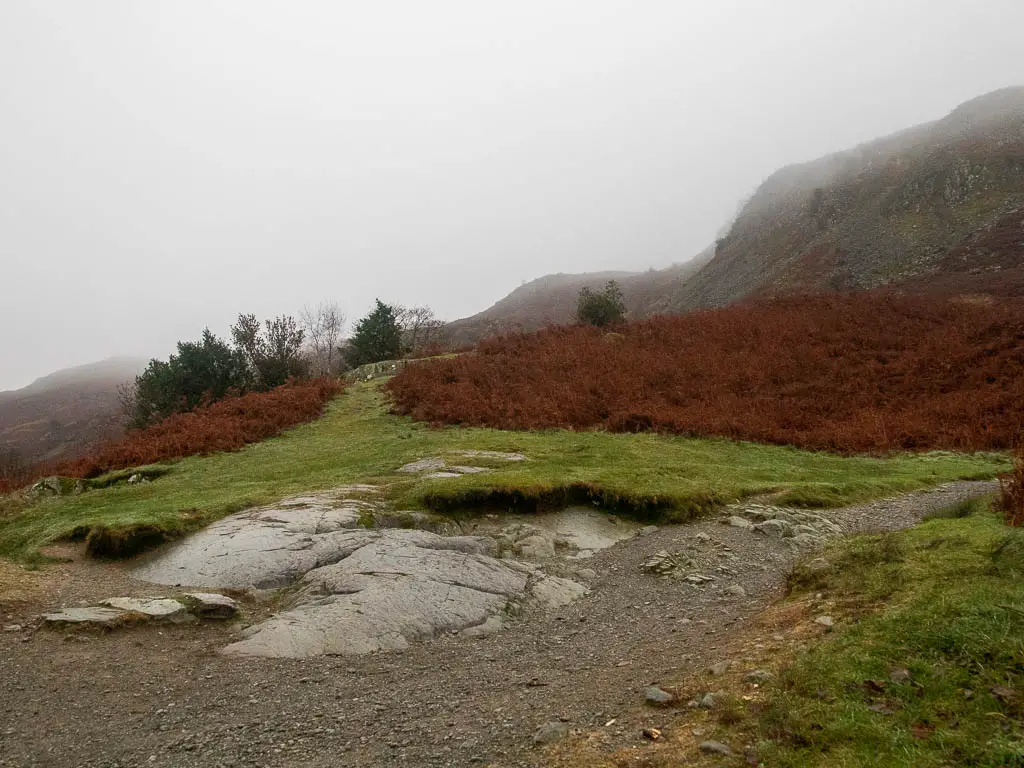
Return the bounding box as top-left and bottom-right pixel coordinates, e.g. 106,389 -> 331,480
0,383 -> 1010,559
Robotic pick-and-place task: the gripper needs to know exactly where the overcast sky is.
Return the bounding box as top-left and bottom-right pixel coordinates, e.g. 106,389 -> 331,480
1,1 -> 1022,390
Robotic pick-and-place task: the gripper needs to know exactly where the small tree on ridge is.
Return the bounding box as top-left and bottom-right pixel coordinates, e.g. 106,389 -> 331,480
576,280 -> 626,327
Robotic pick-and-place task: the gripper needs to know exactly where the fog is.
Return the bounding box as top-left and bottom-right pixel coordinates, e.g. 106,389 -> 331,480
1,0 -> 1021,389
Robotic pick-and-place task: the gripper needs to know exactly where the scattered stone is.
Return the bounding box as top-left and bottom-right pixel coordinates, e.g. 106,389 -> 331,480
514,534 -> 556,561
743,670 -> 774,684
100,597 -> 192,622
532,721 -> 568,745
641,550 -> 680,574
754,519 -> 793,538
698,692 -> 718,709
644,685 -> 677,707
814,615 -> 835,628
889,668 -> 911,684
575,568 -> 597,580
2,624 -> 23,632
641,727 -> 662,741
725,584 -> 747,598
637,525 -> 659,536
180,593 -> 238,619
695,533 -> 712,543
699,740 -> 734,756
727,516 -> 753,529
708,661 -> 732,676
685,574 -> 714,584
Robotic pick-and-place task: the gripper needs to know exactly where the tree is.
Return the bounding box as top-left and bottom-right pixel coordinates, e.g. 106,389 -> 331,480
347,300 -> 403,367
129,329 -> 248,427
301,301 -> 346,376
576,280 -> 627,327
231,313 -> 308,389
395,304 -> 446,356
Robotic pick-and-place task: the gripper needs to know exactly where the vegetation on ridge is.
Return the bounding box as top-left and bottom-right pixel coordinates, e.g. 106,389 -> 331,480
388,293 -> 1024,453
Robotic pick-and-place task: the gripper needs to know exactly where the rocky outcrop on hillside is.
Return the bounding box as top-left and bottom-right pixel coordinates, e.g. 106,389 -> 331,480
676,87 -> 1024,309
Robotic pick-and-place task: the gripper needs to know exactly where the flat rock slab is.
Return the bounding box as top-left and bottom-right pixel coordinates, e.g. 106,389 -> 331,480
42,607 -> 135,629
134,489 -> 377,589
100,597 -> 192,622
222,529 -> 586,658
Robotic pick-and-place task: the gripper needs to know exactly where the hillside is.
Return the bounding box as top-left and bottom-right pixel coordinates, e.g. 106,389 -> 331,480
0,357 -> 144,465
444,248 -> 713,345
676,87 -> 1024,309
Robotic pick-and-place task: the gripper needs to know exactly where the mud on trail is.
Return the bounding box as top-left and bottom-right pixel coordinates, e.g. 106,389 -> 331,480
0,481 -> 996,768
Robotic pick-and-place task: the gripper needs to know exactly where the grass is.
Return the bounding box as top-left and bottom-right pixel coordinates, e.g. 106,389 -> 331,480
668,502 -> 1024,767
0,382 -> 1010,560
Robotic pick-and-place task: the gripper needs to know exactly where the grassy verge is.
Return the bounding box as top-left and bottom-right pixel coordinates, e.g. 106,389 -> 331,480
618,502 -> 1024,767
0,382 -> 1010,560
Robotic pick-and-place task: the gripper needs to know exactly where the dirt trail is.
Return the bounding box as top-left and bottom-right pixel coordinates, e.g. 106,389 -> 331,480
0,481 -> 996,768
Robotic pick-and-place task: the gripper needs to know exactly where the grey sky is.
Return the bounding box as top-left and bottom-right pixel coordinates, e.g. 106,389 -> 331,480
2,1 -> 1022,390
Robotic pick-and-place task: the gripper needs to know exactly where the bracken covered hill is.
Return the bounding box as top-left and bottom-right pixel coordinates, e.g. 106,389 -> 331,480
676,87 -> 1024,309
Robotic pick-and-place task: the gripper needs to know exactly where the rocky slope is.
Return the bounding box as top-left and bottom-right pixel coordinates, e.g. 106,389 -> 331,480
676,87 -> 1024,309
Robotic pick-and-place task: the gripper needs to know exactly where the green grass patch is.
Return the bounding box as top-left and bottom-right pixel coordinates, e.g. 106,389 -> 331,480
718,504 -> 1024,767
0,382 -> 1010,560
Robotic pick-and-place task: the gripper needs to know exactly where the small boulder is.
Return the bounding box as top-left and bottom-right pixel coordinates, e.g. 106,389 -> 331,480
708,661 -> 732,676
180,592 -> 238,619
725,584 -> 747,598
699,740 -> 734,757
698,692 -> 718,709
754,519 -> 793,538
532,721 -> 569,745
727,516 -> 753,529
644,685 -> 677,706
814,615 -> 835,628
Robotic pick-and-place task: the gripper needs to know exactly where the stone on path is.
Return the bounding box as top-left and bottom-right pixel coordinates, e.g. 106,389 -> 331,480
180,593 -> 238,619
644,685 -> 677,706
100,597 -> 191,622
532,721 -> 569,745
814,615 -> 835,627
42,607 -> 135,629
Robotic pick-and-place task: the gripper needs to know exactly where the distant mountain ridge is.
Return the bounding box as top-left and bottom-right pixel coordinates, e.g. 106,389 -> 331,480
0,357 -> 144,464
445,247 -> 713,345
675,86 -> 1024,309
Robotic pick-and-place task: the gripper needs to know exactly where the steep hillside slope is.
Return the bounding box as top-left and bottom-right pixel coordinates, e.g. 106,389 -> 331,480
677,86 -> 1024,309
0,358 -> 144,465
446,248 -> 712,345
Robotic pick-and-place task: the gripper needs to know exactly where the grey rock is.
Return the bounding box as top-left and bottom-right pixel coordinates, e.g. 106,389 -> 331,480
454,450 -> 526,462
449,465 -> 490,475
743,669 -> 773,684
754,519 -> 793,538
532,721 -> 568,745
134,489 -> 370,589
725,584 -> 747,597
644,685 -> 677,706
637,525 -> 659,536
180,593 -> 237,619
698,692 -> 718,709
460,616 -> 503,638
699,740 -> 733,756
397,457 -> 447,474
423,471 -> 462,479
814,615 -> 835,627
727,516 -> 753,529
99,597 -> 191,622
42,607 -> 129,629
708,661 -> 732,676
805,557 -> 832,573
890,668 -> 911,684
695,532 -> 712,542
2,624 -> 23,632
514,534 -> 556,561
575,568 -> 598,580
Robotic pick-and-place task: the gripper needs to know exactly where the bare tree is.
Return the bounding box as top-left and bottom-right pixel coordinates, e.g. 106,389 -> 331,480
396,305 -> 446,357
301,301 -> 346,376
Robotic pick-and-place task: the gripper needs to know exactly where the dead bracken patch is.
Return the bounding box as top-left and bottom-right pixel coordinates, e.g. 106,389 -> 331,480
387,293 -> 1024,453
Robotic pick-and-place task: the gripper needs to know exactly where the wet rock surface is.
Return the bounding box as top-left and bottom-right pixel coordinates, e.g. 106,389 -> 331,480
1,480 -> 998,768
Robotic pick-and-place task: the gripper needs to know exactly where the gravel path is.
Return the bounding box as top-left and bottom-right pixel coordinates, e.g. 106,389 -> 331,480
0,481 -> 997,768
